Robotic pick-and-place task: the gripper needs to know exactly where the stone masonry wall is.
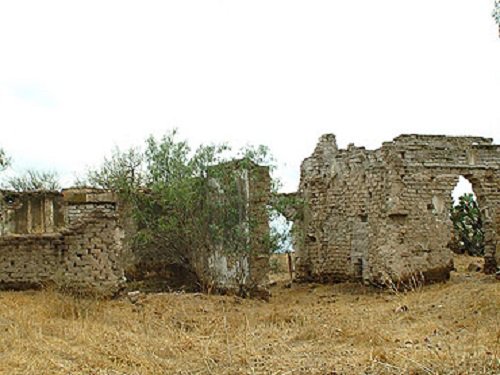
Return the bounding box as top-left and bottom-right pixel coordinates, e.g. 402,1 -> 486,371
0,233 -> 65,289
0,189 -> 124,294
292,134 -> 499,286
0,164 -> 270,296
60,208 -> 124,293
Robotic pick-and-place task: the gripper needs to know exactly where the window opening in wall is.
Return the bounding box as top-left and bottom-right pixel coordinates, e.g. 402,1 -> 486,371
449,176 -> 484,256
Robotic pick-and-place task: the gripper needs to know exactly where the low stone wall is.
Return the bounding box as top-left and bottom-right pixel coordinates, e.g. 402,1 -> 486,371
0,189 -> 124,295
0,233 -> 64,289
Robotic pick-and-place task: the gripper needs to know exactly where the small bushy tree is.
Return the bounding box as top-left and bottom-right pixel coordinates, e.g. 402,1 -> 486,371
133,131 -> 231,266
5,169 -> 61,191
84,147 -> 145,192
0,150 -> 60,192
82,130 -> 289,291
450,193 -> 484,256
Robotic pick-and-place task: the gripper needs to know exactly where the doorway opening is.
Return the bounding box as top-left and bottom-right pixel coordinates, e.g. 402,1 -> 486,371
449,176 -> 484,256
268,210 -> 294,281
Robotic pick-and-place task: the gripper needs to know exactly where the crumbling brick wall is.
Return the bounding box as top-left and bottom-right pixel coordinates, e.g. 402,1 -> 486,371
0,233 -> 65,290
0,163 -> 271,296
292,134 -> 499,285
59,209 -> 124,293
0,189 -> 125,294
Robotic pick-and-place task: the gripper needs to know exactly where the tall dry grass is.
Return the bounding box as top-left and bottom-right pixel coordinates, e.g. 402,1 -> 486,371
0,255 -> 498,374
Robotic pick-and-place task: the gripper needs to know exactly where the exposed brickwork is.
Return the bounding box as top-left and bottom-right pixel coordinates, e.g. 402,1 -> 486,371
0,233 -> 65,290
292,134 -> 499,285
0,189 -> 124,294
0,164 -> 271,296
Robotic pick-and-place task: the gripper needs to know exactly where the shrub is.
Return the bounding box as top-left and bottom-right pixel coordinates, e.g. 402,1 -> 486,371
450,193 -> 484,256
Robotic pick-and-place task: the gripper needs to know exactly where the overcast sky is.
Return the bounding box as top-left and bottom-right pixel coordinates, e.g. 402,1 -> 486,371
0,0 -> 499,194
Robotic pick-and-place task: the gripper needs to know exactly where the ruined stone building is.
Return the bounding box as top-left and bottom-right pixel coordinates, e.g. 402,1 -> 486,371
0,189 -> 124,293
0,162 -> 271,295
1,135 -> 498,296
290,134 -> 499,285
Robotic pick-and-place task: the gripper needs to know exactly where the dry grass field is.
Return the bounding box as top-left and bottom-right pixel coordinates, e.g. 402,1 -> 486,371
0,255 -> 498,375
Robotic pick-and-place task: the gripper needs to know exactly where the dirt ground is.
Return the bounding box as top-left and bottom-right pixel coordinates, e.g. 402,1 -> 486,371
0,255 -> 498,374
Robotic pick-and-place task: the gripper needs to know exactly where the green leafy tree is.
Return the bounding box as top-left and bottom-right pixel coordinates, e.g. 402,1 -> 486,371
80,147 -> 145,194
83,130 -> 288,291
5,169 -> 61,191
450,193 -> 484,256
0,150 -> 59,191
133,131 -> 230,266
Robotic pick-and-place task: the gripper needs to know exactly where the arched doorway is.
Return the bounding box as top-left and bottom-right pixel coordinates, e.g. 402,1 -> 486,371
449,176 -> 484,257
446,172 -> 497,274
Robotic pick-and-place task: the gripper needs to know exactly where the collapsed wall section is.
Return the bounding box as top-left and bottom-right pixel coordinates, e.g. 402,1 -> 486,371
0,162 -> 271,296
292,134 -> 384,283
0,189 -> 124,294
0,160 -> 270,294
292,134 -> 499,286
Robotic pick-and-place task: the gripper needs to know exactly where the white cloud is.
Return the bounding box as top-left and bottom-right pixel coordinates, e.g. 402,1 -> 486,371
0,0 -> 498,192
